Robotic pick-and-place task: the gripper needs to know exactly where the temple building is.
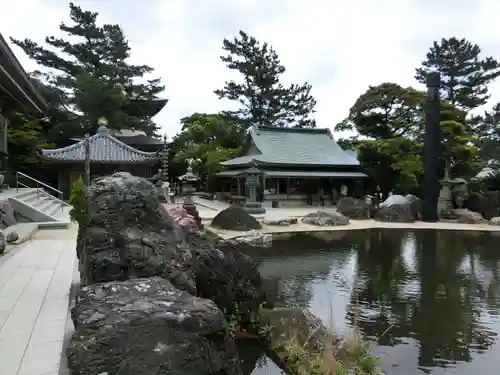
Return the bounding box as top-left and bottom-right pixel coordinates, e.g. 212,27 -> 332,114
0,33 -> 48,171
217,126 -> 368,204
41,125 -> 158,198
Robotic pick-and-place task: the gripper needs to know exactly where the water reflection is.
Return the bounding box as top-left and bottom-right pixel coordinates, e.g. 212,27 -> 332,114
251,230 -> 500,375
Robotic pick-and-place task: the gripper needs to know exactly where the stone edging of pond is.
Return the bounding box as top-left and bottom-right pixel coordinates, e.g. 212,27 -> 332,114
206,218 -> 500,240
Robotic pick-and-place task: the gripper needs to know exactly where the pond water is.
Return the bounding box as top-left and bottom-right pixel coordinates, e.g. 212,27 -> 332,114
240,229 -> 500,375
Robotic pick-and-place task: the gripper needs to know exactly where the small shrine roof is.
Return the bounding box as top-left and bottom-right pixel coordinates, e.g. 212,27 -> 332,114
41,126 -> 158,164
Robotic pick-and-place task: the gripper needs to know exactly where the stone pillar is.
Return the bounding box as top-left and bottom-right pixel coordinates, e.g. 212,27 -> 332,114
182,166 -> 201,228
243,165 -> 266,214
423,72 -> 441,222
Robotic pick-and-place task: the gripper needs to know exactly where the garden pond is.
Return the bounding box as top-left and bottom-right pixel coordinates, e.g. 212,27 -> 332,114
237,229 -> 500,375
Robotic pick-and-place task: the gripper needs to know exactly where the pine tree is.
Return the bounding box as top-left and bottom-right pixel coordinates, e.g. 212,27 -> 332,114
415,37 -> 500,111
11,2 -> 164,137
215,30 -> 317,128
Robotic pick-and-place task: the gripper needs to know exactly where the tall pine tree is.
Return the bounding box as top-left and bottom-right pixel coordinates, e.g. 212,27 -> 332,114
415,37 -> 500,111
11,2 -> 164,138
215,30 -> 317,128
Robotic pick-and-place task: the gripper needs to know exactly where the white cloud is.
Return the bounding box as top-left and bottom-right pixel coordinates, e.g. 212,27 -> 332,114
3,0 -> 500,139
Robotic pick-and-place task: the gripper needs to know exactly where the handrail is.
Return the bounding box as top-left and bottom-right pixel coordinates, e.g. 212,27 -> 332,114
16,171 -> 64,198
15,171 -> 70,212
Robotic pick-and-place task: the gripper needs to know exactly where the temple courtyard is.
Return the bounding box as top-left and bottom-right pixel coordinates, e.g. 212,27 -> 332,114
0,201 -> 499,375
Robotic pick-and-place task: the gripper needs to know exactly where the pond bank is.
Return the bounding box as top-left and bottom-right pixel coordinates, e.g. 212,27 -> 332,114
205,218 -> 500,239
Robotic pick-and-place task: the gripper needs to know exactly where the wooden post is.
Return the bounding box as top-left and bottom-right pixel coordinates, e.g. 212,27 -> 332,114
84,133 -> 91,186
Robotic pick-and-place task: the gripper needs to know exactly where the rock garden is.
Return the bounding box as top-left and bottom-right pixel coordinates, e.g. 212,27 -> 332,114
68,172 -> 383,375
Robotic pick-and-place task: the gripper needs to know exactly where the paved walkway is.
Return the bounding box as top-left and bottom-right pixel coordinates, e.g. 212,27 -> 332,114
0,228 -> 77,375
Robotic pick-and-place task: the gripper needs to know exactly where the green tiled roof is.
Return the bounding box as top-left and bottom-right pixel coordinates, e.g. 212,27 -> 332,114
221,126 -> 359,167
42,126 -> 158,163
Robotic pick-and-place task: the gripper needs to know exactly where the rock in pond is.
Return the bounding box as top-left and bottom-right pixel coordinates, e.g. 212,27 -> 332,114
375,203 -> 415,223
68,277 -> 242,375
78,172 -> 196,293
261,307 -> 339,374
301,210 -> 350,226
211,207 -> 262,231
336,197 -> 371,219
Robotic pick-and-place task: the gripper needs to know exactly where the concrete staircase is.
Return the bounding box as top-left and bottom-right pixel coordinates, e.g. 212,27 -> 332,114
9,189 -> 72,226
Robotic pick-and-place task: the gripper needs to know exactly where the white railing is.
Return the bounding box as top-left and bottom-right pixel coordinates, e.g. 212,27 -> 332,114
15,171 -> 69,211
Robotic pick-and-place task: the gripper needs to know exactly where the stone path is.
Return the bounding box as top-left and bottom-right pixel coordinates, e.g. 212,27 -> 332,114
0,228 -> 77,375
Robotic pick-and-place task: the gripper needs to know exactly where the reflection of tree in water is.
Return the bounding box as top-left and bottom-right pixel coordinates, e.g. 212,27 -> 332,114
346,229 -> 498,370
261,239 -> 357,309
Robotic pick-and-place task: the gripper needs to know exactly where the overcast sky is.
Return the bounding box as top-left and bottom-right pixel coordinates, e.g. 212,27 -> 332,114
4,0 -> 500,138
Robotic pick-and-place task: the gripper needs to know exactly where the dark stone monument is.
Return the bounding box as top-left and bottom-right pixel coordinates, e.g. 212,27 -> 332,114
423,72 -> 441,222
242,164 -> 266,215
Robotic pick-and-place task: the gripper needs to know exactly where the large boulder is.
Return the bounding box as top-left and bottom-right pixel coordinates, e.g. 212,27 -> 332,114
375,203 -> 414,223
68,277 -> 242,375
454,208 -> 487,224
336,197 -> 371,219
483,191 -> 500,218
379,194 -> 408,207
301,210 -> 350,226
211,207 -> 262,231
0,229 -> 5,254
405,194 -> 423,220
490,217 -> 500,226
0,200 -> 16,228
78,172 -> 196,293
465,192 -> 492,219
186,231 -> 263,321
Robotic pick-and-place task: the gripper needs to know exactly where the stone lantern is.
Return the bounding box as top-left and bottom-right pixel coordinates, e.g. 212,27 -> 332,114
180,164 -> 201,228
243,163 -> 266,214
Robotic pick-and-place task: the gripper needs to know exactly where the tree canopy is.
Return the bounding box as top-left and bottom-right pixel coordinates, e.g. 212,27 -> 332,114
172,113 -> 244,178
11,2 -> 164,138
214,30 -> 317,128
415,37 -> 500,111
336,82 -> 478,193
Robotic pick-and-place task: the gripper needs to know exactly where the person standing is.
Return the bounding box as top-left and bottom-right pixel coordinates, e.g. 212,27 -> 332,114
331,187 -> 338,204
340,183 -> 348,197
318,186 -> 325,206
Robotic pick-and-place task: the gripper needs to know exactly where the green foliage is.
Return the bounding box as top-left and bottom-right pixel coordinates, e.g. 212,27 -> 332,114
11,2 -> 164,138
69,176 -> 89,226
7,113 -> 54,175
172,113 -> 244,177
336,83 -> 478,191
472,103 -> 500,162
483,170 -> 500,191
415,37 -> 500,111
215,30 -> 317,128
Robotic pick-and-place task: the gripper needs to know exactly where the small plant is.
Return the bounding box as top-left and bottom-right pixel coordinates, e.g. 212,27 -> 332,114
69,175 -> 89,226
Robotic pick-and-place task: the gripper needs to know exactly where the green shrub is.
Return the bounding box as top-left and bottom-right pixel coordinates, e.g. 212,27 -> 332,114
69,175 -> 89,226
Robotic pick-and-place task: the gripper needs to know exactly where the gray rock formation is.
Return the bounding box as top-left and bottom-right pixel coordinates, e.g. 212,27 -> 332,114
186,231 -> 263,321
211,207 -> 262,231
380,194 -> 409,207
78,172 -> 196,293
301,210 -> 350,226
6,230 -> 18,243
263,217 -> 298,226
375,203 -> 414,222
0,200 -> 16,228
336,197 -> 371,219
405,194 -> 423,220
454,208 -> 486,224
67,277 -> 242,375
0,229 -> 5,253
